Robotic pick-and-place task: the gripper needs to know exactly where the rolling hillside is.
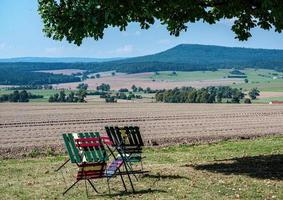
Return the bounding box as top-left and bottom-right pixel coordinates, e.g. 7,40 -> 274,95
0,44 -> 283,85
0,57 -> 123,63
108,44 -> 283,73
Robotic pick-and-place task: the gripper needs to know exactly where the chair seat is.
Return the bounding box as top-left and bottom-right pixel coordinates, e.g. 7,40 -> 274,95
105,159 -> 123,176
77,162 -> 107,180
117,153 -> 142,162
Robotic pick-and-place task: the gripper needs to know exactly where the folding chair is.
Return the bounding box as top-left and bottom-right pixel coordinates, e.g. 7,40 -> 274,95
59,132 -> 129,195
105,126 -> 145,171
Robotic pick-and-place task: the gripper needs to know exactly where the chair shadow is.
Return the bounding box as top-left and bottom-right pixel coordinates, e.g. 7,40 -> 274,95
97,188 -> 167,198
188,154 -> 283,180
141,173 -> 190,180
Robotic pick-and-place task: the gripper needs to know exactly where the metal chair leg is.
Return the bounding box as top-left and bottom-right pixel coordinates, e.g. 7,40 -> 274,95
63,180 -> 79,195
107,178 -> 111,194
55,159 -> 70,172
85,179 -> 89,198
87,179 -> 99,193
123,162 -> 135,193
119,171 -> 128,192
140,159 -> 144,170
133,173 -> 139,181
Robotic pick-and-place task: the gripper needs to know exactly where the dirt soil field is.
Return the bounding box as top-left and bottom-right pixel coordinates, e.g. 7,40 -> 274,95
36,69 -> 86,75
53,73 -> 242,90
258,92 -> 283,98
0,103 -> 283,158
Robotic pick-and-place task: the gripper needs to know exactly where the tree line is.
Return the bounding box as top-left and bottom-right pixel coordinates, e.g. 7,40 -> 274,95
48,90 -> 87,103
155,86 -> 259,104
0,90 -> 43,102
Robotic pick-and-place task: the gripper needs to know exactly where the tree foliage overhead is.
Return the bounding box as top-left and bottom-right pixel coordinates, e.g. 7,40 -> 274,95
38,0 -> 283,45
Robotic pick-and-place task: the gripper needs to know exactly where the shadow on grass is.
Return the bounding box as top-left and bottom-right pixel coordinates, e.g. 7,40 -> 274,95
188,154 -> 283,180
97,188 -> 167,198
142,173 -> 190,180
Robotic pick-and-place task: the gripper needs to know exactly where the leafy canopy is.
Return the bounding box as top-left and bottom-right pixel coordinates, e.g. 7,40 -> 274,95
38,0 -> 283,45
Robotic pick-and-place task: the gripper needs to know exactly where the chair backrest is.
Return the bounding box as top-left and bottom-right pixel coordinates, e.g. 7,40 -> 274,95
105,126 -> 144,147
76,132 -> 109,163
62,132 -> 108,163
63,133 -> 82,163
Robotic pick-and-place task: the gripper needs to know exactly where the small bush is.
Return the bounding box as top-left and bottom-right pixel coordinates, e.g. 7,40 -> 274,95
244,98 -> 252,104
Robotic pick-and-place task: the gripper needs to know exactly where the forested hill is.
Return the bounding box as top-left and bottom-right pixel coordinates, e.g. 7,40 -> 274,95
0,44 -> 283,85
106,44 -> 283,73
0,57 -> 123,63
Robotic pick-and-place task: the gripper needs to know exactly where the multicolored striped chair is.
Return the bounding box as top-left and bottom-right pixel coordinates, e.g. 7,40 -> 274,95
60,132 -> 129,195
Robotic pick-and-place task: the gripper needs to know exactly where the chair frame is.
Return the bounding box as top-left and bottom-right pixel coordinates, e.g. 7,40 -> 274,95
58,132 -> 129,196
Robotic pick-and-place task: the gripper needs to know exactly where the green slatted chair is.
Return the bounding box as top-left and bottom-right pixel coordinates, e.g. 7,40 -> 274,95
56,132 -> 106,171
59,132 -> 129,195
105,126 -> 145,170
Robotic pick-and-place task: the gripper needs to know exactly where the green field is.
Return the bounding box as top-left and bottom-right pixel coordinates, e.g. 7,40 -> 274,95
1,68 -> 282,103
147,69 -> 283,92
253,96 -> 283,103
0,89 -> 74,102
1,136 -> 282,199
148,70 -> 230,81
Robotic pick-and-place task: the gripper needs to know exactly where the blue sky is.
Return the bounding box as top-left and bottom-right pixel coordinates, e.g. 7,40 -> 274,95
0,0 -> 283,58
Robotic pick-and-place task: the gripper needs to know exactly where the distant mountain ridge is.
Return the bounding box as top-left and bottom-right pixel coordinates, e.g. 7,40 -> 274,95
0,57 -> 124,63
0,44 -> 282,85
105,44 -> 283,73
0,44 -> 282,74
118,44 -> 283,63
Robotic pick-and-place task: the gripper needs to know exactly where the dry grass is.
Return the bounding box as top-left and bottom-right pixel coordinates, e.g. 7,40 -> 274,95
0,136 -> 282,199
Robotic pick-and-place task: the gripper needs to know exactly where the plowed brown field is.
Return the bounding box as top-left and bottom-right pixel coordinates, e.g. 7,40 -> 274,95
1,103 -> 283,158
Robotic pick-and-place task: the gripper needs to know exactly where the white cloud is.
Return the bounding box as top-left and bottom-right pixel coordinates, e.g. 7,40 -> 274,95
115,44 -> 134,55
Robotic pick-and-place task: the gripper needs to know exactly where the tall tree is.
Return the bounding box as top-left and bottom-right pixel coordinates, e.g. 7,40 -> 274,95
38,0 -> 283,45
248,88 -> 260,99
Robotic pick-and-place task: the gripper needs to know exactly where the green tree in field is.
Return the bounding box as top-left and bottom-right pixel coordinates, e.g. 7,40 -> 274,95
9,91 -> 20,102
58,90 -> 66,102
188,90 -> 197,103
66,92 -> 75,102
77,83 -> 88,90
81,73 -> 88,81
19,90 -> 29,102
138,87 -> 144,92
95,74 -> 101,79
53,93 -> 59,102
155,86 -> 244,104
231,88 -> 245,103
131,85 -> 137,92
76,89 -> 87,102
97,83 -> 110,91
244,78 -> 249,83
248,88 -> 260,100
244,98 -> 252,104
48,95 -> 55,102
38,1 -> 283,46
111,72 -> 116,76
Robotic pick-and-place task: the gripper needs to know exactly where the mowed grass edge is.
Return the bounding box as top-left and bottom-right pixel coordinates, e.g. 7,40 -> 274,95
0,136 -> 282,200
